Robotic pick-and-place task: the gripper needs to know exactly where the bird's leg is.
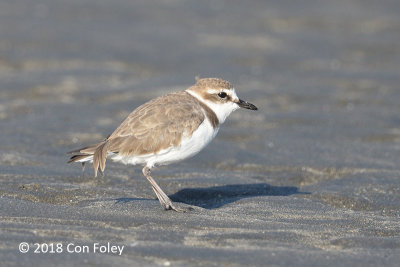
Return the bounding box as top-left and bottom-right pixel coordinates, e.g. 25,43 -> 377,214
151,187 -> 169,208
142,166 -> 187,212
81,162 -> 86,178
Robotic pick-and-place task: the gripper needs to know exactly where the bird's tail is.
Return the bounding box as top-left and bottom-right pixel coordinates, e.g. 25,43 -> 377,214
67,141 -> 108,177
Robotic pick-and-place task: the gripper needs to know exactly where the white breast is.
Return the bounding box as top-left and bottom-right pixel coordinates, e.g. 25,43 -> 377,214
110,118 -> 219,168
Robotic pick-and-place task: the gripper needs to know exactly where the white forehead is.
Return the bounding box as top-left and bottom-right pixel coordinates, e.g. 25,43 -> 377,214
231,88 -> 239,101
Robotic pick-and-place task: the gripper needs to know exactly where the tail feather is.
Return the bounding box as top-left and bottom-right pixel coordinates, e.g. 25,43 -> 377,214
67,154 -> 93,163
68,141 -> 108,177
67,143 -> 100,155
92,142 -> 108,177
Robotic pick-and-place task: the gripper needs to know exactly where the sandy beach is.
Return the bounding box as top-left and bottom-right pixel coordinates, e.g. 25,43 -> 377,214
0,0 -> 399,266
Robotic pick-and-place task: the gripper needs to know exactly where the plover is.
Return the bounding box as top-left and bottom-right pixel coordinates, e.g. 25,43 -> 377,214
68,78 -> 257,211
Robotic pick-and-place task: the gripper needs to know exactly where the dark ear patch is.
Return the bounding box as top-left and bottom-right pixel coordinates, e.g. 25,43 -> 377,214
202,93 -> 219,102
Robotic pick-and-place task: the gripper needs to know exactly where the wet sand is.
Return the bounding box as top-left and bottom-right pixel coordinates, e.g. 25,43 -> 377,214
1,0 -> 399,266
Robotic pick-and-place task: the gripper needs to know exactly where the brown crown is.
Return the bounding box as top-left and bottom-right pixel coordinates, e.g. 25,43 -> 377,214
195,78 -> 233,90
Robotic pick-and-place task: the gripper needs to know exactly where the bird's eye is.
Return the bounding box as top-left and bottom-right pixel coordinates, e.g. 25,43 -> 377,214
218,92 -> 227,98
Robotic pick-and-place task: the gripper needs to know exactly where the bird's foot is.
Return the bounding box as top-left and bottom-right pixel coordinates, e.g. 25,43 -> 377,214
163,202 -> 193,212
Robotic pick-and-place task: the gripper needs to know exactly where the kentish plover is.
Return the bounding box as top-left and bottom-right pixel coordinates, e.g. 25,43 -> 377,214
68,78 -> 257,211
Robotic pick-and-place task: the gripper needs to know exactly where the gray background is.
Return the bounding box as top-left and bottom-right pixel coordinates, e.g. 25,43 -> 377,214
0,0 -> 399,266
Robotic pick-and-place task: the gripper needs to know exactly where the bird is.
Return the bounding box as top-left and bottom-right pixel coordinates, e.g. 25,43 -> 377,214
68,78 -> 258,212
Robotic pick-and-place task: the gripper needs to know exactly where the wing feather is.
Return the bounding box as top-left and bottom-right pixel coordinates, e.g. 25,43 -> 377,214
107,91 -> 205,156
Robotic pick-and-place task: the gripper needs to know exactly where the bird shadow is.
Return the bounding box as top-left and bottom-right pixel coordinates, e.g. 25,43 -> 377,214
115,183 -> 309,210
170,183 -> 309,209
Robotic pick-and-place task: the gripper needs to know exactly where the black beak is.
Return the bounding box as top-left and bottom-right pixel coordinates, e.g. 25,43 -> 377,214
237,99 -> 258,110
